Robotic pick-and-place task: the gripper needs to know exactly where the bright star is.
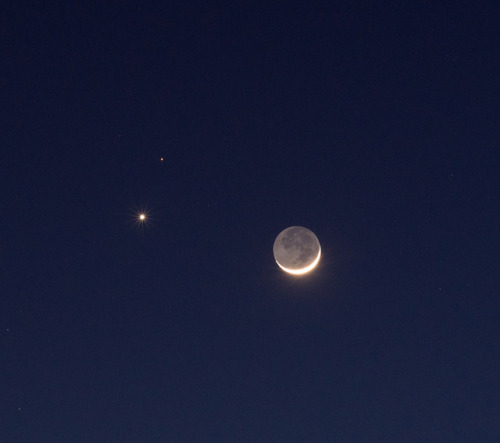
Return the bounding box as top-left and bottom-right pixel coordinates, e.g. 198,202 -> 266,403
131,208 -> 152,230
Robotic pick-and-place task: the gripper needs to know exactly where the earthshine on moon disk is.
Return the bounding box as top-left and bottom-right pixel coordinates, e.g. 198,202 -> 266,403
273,226 -> 321,275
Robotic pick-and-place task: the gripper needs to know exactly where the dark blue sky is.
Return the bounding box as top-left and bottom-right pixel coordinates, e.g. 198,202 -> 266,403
2,1 -> 499,441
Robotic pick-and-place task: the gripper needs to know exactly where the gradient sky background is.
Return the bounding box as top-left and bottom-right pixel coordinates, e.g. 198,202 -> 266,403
1,1 -> 499,442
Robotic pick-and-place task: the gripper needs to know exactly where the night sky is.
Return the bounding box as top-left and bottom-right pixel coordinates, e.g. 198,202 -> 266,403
2,1 -> 499,442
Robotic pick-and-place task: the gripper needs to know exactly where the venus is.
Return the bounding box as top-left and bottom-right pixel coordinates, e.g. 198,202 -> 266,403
273,226 -> 321,275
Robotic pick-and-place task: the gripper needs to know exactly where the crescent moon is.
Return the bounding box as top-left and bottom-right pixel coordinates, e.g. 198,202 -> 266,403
273,226 -> 321,275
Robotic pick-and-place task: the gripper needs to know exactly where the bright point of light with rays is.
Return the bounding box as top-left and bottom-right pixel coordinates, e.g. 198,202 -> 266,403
132,208 -> 152,229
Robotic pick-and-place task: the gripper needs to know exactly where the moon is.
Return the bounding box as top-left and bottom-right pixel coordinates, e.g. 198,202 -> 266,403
273,226 -> 321,275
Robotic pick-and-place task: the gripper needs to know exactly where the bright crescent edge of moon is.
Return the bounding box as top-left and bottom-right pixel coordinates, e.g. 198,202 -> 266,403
276,247 -> 321,275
